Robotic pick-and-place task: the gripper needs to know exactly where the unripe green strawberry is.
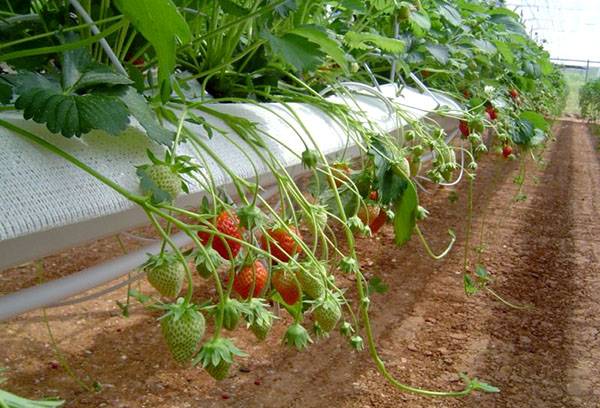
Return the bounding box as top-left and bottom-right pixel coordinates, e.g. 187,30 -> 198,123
144,253 -> 185,298
145,164 -> 181,201
242,298 -> 274,342
223,299 -> 242,331
194,338 -> 246,381
295,263 -> 325,299
160,301 -> 205,364
314,296 -> 341,333
250,320 -> 271,341
204,360 -> 230,380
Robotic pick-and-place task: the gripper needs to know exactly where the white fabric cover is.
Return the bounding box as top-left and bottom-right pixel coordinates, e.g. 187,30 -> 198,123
0,84 -> 457,269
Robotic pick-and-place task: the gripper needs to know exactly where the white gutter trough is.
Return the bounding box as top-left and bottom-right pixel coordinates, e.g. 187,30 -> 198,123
0,83 -> 462,321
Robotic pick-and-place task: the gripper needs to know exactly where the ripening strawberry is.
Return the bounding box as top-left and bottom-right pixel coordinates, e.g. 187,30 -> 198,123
272,268 -> 301,305
357,205 -> 380,226
486,105 -> 498,121
198,211 -> 244,260
260,226 -> 302,263
144,254 -> 185,298
502,145 -> 513,158
314,297 -> 342,333
459,120 -> 470,138
330,162 -> 351,188
509,89 -> 519,99
233,261 -> 268,299
160,303 -> 205,363
295,265 -> 325,299
462,89 -> 471,98
145,164 -> 182,201
369,210 -> 388,235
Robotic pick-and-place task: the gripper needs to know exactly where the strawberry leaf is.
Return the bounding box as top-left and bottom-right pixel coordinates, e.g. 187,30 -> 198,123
263,31 -> 325,72
114,0 -> 191,102
392,180 -> 417,246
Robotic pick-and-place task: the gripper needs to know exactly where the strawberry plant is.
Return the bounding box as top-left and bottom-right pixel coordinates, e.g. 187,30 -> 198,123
0,0 -> 568,401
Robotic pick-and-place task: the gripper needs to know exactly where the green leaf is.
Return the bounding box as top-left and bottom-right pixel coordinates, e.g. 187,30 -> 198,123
116,87 -> 174,145
519,111 -> 549,131
114,0 -> 191,102
409,11 -> 431,31
344,31 -> 405,53
493,40 -> 514,65
15,89 -> 129,137
263,31 -> 325,72
463,274 -> 478,295
438,4 -> 461,26
425,43 -> 449,64
218,0 -> 249,16
393,180 -> 417,246
472,39 -> 496,54
73,71 -> 132,91
290,25 -> 348,70
0,79 -> 12,104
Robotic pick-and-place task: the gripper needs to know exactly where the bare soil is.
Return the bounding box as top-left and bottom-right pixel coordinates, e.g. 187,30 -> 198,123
1,120 -> 599,408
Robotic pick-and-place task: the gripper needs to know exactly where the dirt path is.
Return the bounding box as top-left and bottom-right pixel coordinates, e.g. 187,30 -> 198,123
1,121 -> 599,407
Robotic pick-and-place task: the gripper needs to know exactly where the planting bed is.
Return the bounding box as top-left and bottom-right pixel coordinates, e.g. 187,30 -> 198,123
2,121 -> 599,407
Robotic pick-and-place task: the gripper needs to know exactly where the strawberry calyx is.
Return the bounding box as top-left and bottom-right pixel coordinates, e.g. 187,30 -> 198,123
193,337 -> 246,380
192,247 -> 221,279
282,323 -> 312,351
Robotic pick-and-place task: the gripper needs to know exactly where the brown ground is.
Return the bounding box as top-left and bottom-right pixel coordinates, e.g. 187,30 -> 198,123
1,120 -> 599,407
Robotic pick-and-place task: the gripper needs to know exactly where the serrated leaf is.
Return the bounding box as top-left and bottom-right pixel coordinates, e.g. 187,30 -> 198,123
116,87 -> 174,145
344,31 -> 405,53
15,87 -> 129,137
393,180 -> 417,246
425,43 -> 449,64
290,25 -> 347,70
263,31 -> 325,71
114,0 -> 191,102
73,71 -> 132,91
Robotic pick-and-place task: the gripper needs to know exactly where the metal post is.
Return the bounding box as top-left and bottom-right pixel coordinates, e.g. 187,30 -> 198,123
585,60 -> 590,82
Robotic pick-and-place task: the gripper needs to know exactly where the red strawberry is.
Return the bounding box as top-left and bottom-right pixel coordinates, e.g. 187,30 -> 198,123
260,226 -> 302,263
509,89 -> 519,99
369,210 -> 388,235
198,211 -> 244,260
357,205 -> 380,226
502,145 -> 513,158
272,268 -> 300,305
485,105 -> 498,121
368,190 -> 378,201
459,120 -> 470,138
233,261 -> 268,299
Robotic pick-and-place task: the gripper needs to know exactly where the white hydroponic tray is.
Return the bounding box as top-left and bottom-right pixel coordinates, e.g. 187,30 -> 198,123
0,84 -> 459,271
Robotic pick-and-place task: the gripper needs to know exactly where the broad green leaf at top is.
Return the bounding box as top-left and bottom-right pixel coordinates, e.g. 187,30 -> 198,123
114,0 -> 191,103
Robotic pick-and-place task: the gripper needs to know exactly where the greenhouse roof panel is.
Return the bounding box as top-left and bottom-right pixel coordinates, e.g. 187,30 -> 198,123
505,0 -> 600,62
